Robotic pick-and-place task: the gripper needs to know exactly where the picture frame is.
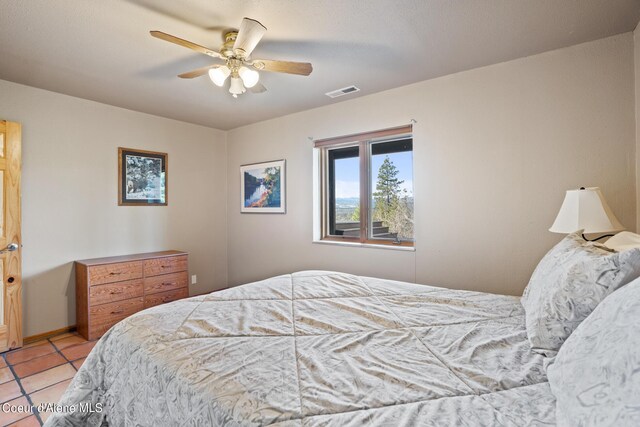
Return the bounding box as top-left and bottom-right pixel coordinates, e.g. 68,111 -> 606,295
240,159 -> 286,213
118,147 -> 168,206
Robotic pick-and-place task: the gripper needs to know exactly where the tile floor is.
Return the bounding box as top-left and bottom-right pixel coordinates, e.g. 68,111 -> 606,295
0,332 -> 96,426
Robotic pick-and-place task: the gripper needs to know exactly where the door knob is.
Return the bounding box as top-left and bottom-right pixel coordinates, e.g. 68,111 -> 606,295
0,243 -> 19,254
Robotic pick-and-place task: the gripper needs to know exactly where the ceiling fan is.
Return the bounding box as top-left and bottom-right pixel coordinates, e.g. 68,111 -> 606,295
151,18 -> 313,98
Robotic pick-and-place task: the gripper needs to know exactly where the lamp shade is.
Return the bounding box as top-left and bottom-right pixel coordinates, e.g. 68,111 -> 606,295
208,66 -> 230,87
229,77 -> 246,96
549,187 -> 624,234
238,66 -> 259,88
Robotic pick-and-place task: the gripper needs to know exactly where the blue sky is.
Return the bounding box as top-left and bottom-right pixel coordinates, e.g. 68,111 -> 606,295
335,151 -> 413,198
246,167 -> 267,180
246,165 -> 280,180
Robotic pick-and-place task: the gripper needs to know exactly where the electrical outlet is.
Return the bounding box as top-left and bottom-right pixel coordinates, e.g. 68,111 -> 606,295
191,274 -> 197,285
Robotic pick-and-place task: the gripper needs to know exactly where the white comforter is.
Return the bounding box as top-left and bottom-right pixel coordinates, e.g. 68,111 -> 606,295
45,271 -> 554,426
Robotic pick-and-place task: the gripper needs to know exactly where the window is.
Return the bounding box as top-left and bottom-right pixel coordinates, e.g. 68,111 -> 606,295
315,125 -> 414,247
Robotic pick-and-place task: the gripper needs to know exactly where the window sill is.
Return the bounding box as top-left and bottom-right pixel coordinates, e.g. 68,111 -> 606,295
312,239 -> 416,252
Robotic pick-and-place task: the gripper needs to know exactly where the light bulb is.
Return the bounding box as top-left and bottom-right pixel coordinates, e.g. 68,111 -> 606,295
229,77 -> 246,96
238,66 -> 259,88
208,66 -> 230,87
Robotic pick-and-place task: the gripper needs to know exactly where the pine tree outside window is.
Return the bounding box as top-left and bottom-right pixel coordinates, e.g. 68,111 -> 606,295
314,125 -> 414,248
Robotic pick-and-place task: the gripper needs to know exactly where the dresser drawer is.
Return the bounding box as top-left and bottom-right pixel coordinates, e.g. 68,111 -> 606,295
144,287 -> 189,309
144,272 -> 188,295
88,261 -> 143,286
89,279 -> 143,306
143,255 -> 187,277
89,297 -> 144,339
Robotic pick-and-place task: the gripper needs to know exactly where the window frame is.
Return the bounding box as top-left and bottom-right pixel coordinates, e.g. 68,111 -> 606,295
315,125 -> 414,248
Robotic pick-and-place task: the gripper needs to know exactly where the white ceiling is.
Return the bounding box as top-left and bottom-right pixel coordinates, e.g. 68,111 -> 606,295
1,0 -> 639,130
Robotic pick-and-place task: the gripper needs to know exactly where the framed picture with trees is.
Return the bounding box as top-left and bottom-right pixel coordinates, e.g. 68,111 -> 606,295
118,147 -> 167,206
240,160 -> 286,213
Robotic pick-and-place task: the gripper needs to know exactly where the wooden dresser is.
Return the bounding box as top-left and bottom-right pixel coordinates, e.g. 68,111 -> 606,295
75,250 -> 189,340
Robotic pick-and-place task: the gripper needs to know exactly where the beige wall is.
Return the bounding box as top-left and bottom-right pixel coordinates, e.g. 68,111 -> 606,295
0,79 -> 228,336
226,33 -> 636,296
635,22 -> 640,232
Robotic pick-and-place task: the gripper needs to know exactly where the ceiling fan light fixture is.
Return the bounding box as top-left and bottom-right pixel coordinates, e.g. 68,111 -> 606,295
229,76 -> 246,97
238,66 -> 260,88
151,17 -> 313,98
208,66 -> 230,87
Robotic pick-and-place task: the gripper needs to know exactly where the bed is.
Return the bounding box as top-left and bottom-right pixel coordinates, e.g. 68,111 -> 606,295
44,270 -> 555,426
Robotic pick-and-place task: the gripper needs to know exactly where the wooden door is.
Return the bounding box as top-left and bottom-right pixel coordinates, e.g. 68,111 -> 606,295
0,121 -> 22,352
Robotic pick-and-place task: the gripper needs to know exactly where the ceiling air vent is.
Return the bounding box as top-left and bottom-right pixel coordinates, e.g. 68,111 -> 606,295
325,86 -> 360,98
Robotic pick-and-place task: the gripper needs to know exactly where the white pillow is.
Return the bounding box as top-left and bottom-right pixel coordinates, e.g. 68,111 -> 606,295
521,231 -> 640,357
604,231 -> 640,252
547,277 -> 640,426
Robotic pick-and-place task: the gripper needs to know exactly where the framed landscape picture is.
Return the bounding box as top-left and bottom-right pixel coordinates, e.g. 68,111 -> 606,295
240,159 -> 286,213
118,147 -> 167,206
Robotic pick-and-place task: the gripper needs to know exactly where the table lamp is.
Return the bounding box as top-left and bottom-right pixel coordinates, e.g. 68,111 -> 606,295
549,187 -> 624,241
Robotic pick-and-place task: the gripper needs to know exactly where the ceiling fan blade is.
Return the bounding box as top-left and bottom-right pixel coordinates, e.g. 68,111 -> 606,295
233,18 -> 266,56
249,82 -> 267,93
150,31 -> 223,59
252,59 -> 312,76
178,64 -> 220,79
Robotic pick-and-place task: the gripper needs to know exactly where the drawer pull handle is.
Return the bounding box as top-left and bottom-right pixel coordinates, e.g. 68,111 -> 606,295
111,309 -> 124,315
162,282 -> 175,286
109,272 -> 122,275
161,265 -> 169,268
110,290 -> 123,294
